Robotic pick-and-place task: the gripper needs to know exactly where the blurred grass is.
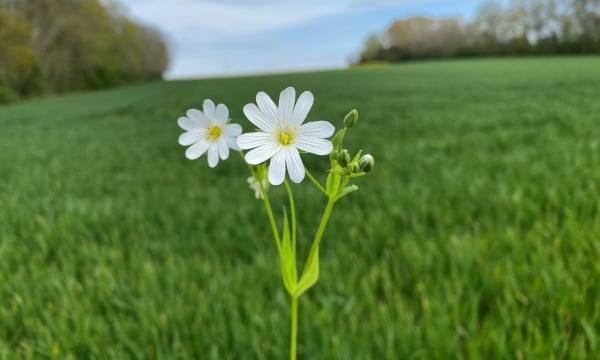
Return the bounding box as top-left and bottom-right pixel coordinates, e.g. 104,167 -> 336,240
1,57 -> 599,359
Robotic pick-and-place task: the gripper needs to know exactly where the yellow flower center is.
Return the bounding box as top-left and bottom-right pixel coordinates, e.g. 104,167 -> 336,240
277,130 -> 294,145
207,125 -> 222,140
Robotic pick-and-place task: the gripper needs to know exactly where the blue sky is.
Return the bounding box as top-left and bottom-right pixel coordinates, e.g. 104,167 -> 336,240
118,0 -> 484,79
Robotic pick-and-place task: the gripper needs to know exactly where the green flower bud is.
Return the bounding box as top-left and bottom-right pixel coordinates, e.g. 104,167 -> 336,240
338,149 -> 350,168
344,109 -> 358,128
344,165 -> 354,175
331,129 -> 345,150
330,149 -> 339,162
359,154 -> 374,173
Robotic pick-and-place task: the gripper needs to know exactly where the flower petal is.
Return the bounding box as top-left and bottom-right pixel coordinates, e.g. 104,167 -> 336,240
203,99 -> 216,120
268,150 -> 286,185
296,120 -> 335,138
290,91 -> 313,126
215,103 -> 229,124
207,144 -> 219,167
256,91 -> 279,123
237,132 -> 274,149
285,147 -> 305,183
227,136 -> 241,151
245,142 -> 279,165
225,123 -> 242,151
243,103 -> 276,132
294,137 -> 333,155
294,121 -> 334,155
278,87 -> 295,126
225,123 -> 242,137
179,130 -> 205,146
177,116 -> 200,131
186,109 -> 210,126
185,140 -> 210,159
217,138 -> 229,160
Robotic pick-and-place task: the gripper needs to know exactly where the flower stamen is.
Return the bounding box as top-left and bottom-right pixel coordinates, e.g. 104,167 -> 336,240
277,129 -> 294,145
207,125 -> 222,140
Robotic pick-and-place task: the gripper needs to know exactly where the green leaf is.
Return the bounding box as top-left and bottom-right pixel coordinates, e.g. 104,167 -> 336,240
351,149 -> 363,163
333,185 -> 359,202
581,319 -> 597,351
295,245 -> 319,297
279,211 -> 297,295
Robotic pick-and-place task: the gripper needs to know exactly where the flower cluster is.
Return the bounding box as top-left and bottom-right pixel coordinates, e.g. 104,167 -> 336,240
177,99 -> 241,167
177,87 -> 374,360
178,87 -> 362,189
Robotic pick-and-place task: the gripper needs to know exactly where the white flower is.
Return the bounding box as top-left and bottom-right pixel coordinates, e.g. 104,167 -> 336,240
177,99 -> 242,167
247,175 -> 269,199
237,87 -> 335,185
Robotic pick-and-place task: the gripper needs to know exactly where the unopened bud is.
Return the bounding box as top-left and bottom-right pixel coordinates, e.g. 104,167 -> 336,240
344,109 -> 358,128
359,154 -> 374,173
338,149 -> 350,168
332,130 -> 344,150
330,149 -> 339,162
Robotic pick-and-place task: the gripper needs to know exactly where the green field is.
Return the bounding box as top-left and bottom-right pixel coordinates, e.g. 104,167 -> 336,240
1,57 -> 599,359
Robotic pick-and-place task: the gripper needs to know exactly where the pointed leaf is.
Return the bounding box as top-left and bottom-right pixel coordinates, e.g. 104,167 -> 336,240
279,211 -> 297,295
295,246 -> 319,297
333,185 -> 359,202
351,149 -> 363,163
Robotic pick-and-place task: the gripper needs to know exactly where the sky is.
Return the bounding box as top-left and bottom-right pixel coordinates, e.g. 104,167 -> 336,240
118,0 -> 484,79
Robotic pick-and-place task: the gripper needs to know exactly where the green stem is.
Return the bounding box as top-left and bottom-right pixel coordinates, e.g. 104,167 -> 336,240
240,151 -> 281,252
290,295 -> 298,360
312,198 -> 336,252
296,198 -> 336,295
260,181 -> 281,253
283,179 -> 297,252
304,167 -> 327,196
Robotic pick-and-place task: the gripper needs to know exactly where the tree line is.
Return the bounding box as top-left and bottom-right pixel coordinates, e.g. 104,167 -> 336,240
357,0 -> 600,64
0,0 -> 169,103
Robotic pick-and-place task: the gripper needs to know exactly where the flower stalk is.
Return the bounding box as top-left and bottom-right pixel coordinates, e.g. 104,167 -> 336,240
177,89 -> 373,359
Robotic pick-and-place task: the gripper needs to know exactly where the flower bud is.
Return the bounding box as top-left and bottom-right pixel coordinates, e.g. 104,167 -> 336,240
332,129 -> 344,150
344,109 -> 358,128
344,165 -> 353,175
330,149 -> 339,162
338,149 -> 350,168
359,154 -> 374,173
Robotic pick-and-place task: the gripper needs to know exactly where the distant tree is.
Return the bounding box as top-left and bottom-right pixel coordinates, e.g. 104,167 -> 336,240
137,24 -> 170,80
356,0 -> 600,64
382,16 -> 465,59
572,0 -> 600,34
0,5 -> 42,101
431,18 -> 466,56
506,0 -> 560,43
0,0 -> 169,102
358,34 -> 384,63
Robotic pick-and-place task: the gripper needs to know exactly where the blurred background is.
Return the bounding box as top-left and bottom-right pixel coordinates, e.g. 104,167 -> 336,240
2,0 -> 600,102
1,0 -> 600,359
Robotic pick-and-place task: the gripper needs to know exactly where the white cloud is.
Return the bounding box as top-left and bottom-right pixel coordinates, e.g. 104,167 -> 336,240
124,0 -> 346,36
117,0 -> 480,78
119,0 -> 357,77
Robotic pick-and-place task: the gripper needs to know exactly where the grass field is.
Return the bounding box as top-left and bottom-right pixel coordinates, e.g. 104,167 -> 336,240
1,57 -> 600,359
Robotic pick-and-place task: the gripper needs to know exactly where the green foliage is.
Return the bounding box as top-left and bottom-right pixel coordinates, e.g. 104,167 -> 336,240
0,6 -> 42,101
1,58 -> 600,358
358,0 -> 600,64
0,0 -> 169,103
